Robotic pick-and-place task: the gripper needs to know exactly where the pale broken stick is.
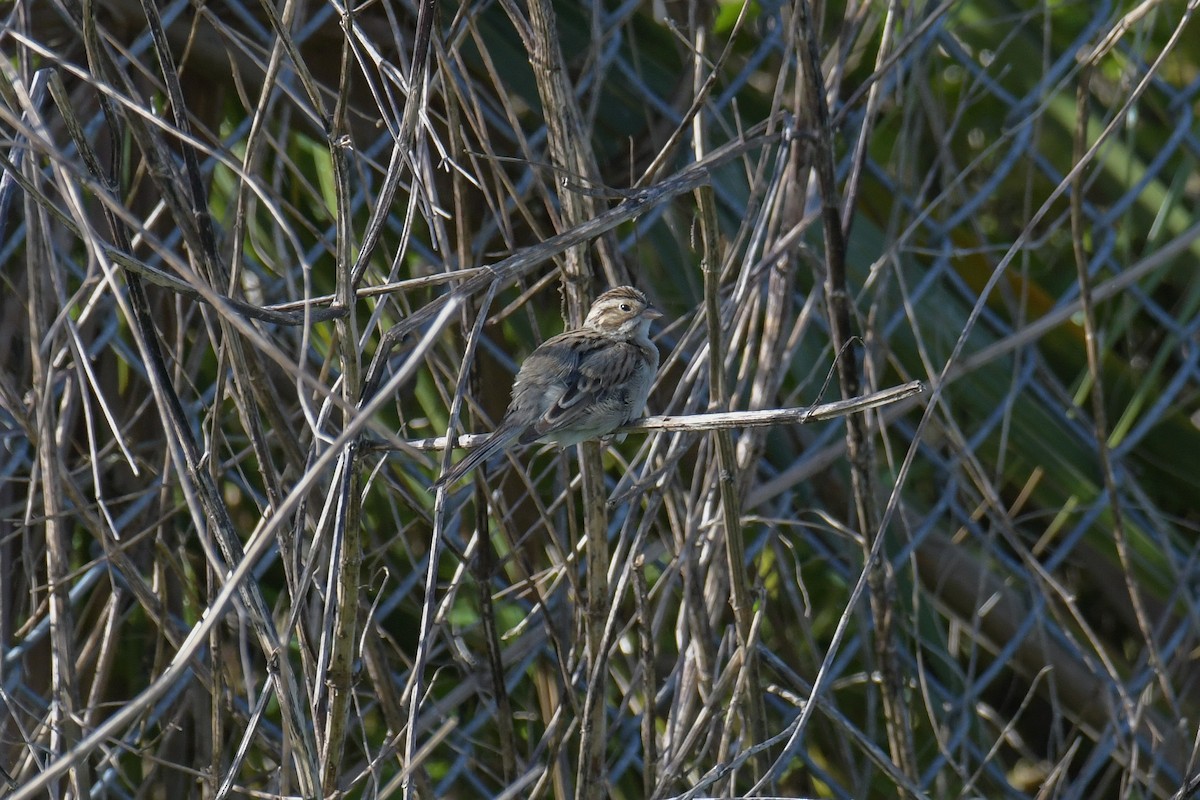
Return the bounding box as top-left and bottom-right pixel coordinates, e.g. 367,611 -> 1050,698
405,380 -> 925,453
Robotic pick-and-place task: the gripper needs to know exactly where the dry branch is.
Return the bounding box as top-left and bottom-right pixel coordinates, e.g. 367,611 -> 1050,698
401,381 -> 924,454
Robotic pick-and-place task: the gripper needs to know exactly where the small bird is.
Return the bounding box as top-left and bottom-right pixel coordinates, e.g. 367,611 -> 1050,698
432,286 -> 662,488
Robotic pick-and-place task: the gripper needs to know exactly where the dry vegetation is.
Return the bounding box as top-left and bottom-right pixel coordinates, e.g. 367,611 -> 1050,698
2,0 -> 1199,798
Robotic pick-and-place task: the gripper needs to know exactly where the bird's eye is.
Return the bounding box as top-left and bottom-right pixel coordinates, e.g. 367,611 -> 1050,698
620,303 -> 632,312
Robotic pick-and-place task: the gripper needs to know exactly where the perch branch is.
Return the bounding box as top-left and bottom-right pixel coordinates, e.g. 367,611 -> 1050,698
398,381 -> 924,452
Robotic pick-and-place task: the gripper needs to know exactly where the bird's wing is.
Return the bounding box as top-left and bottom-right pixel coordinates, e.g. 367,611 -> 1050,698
531,338 -> 638,437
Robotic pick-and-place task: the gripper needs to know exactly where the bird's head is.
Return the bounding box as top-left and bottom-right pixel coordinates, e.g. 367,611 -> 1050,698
583,286 -> 662,338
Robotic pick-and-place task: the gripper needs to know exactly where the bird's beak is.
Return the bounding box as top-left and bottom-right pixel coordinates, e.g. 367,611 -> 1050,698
644,307 -> 663,320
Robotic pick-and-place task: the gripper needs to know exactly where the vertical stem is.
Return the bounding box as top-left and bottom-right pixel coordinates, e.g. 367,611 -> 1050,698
1070,64 -> 1173,710
634,557 -> 657,798
515,0 -> 616,794
475,502 -> 518,782
576,440 -> 609,800
690,14 -> 763,781
793,0 -> 918,785
27,195 -> 93,798
695,184 -> 765,783
320,5 -> 362,791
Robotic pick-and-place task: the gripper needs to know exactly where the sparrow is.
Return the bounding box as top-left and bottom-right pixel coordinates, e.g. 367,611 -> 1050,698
432,286 -> 662,488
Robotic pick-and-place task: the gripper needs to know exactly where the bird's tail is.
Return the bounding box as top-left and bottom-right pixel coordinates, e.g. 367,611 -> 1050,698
430,422 -> 524,489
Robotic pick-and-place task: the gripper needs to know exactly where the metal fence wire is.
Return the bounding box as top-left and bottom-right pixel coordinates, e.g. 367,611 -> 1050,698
1,0 -> 1198,798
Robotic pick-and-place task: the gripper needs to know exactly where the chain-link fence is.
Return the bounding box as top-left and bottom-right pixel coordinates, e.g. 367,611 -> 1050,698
2,0 -> 1198,797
